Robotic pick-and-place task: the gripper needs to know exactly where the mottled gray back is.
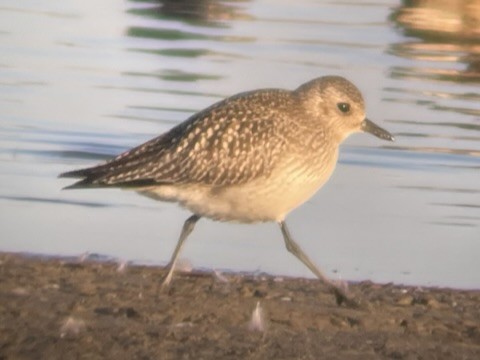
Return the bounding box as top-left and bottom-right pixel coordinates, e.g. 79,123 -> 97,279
73,90 -> 300,187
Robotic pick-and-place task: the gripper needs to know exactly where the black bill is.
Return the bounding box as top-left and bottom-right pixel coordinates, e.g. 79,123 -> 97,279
362,118 -> 395,141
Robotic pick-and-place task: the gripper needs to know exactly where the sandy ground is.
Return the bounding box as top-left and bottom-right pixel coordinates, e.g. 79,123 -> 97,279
0,252 -> 479,359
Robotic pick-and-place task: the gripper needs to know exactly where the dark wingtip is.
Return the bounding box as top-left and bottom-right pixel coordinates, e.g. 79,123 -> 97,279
59,166 -> 102,189
59,168 -> 92,179
61,177 -> 160,190
62,184 -> 79,190
61,178 -> 95,190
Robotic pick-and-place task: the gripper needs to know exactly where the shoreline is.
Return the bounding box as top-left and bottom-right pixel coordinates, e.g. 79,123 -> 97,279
6,250 -> 477,292
1,252 -> 479,359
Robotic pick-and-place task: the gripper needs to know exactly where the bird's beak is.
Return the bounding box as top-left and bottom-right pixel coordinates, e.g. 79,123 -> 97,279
361,118 -> 395,141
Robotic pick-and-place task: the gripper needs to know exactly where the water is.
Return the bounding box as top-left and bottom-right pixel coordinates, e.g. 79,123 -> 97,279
1,0 -> 479,289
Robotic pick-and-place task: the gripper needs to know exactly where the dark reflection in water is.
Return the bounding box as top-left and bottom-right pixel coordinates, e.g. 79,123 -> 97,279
125,0 -> 256,90
128,0 -> 252,27
125,0 -> 256,65
389,0 -> 480,82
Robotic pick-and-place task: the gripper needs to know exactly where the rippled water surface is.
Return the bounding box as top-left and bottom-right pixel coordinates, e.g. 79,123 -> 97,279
1,0 -> 479,288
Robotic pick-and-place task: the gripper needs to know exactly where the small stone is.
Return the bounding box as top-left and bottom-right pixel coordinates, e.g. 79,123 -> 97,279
60,317 -> 85,338
12,287 -> 29,296
213,270 -> 229,283
248,301 -> 266,332
427,298 -> 443,309
397,295 -> 414,306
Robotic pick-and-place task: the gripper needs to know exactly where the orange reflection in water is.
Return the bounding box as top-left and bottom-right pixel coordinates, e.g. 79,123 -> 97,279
390,0 -> 480,82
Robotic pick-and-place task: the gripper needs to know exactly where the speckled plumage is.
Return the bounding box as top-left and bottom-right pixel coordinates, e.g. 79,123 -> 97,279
63,91 -> 298,189
61,77 -> 365,191
60,76 -> 394,306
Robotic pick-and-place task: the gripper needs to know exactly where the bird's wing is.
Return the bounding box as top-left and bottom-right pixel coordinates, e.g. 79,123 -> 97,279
60,90 -> 292,189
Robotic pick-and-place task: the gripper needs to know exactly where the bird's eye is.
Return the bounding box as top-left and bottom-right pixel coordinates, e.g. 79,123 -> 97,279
337,102 -> 350,113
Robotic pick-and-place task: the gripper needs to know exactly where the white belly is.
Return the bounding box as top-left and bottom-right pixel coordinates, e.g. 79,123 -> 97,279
138,150 -> 338,223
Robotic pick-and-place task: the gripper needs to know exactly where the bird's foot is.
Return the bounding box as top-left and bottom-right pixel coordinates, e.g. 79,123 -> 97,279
330,284 -> 360,308
334,288 -> 359,308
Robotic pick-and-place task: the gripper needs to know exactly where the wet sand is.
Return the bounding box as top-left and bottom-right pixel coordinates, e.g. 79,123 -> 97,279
0,252 -> 479,359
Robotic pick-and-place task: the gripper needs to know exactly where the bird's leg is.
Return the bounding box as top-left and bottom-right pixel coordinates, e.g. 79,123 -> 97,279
161,214 -> 201,288
278,221 -> 357,307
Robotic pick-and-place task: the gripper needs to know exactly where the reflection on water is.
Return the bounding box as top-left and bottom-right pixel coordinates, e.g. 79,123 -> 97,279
385,0 -> 480,174
0,0 -> 479,289
390,0 -> 480,82
129,0 -> 252,26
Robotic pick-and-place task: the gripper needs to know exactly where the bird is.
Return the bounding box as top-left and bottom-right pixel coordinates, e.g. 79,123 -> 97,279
60,76 -> 394,306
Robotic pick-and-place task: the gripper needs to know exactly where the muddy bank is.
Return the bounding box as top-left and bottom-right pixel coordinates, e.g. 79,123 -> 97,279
0,252 -> 479,359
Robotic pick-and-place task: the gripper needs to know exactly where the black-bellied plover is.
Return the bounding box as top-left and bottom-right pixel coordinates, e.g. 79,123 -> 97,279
60,76 -> 394,306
